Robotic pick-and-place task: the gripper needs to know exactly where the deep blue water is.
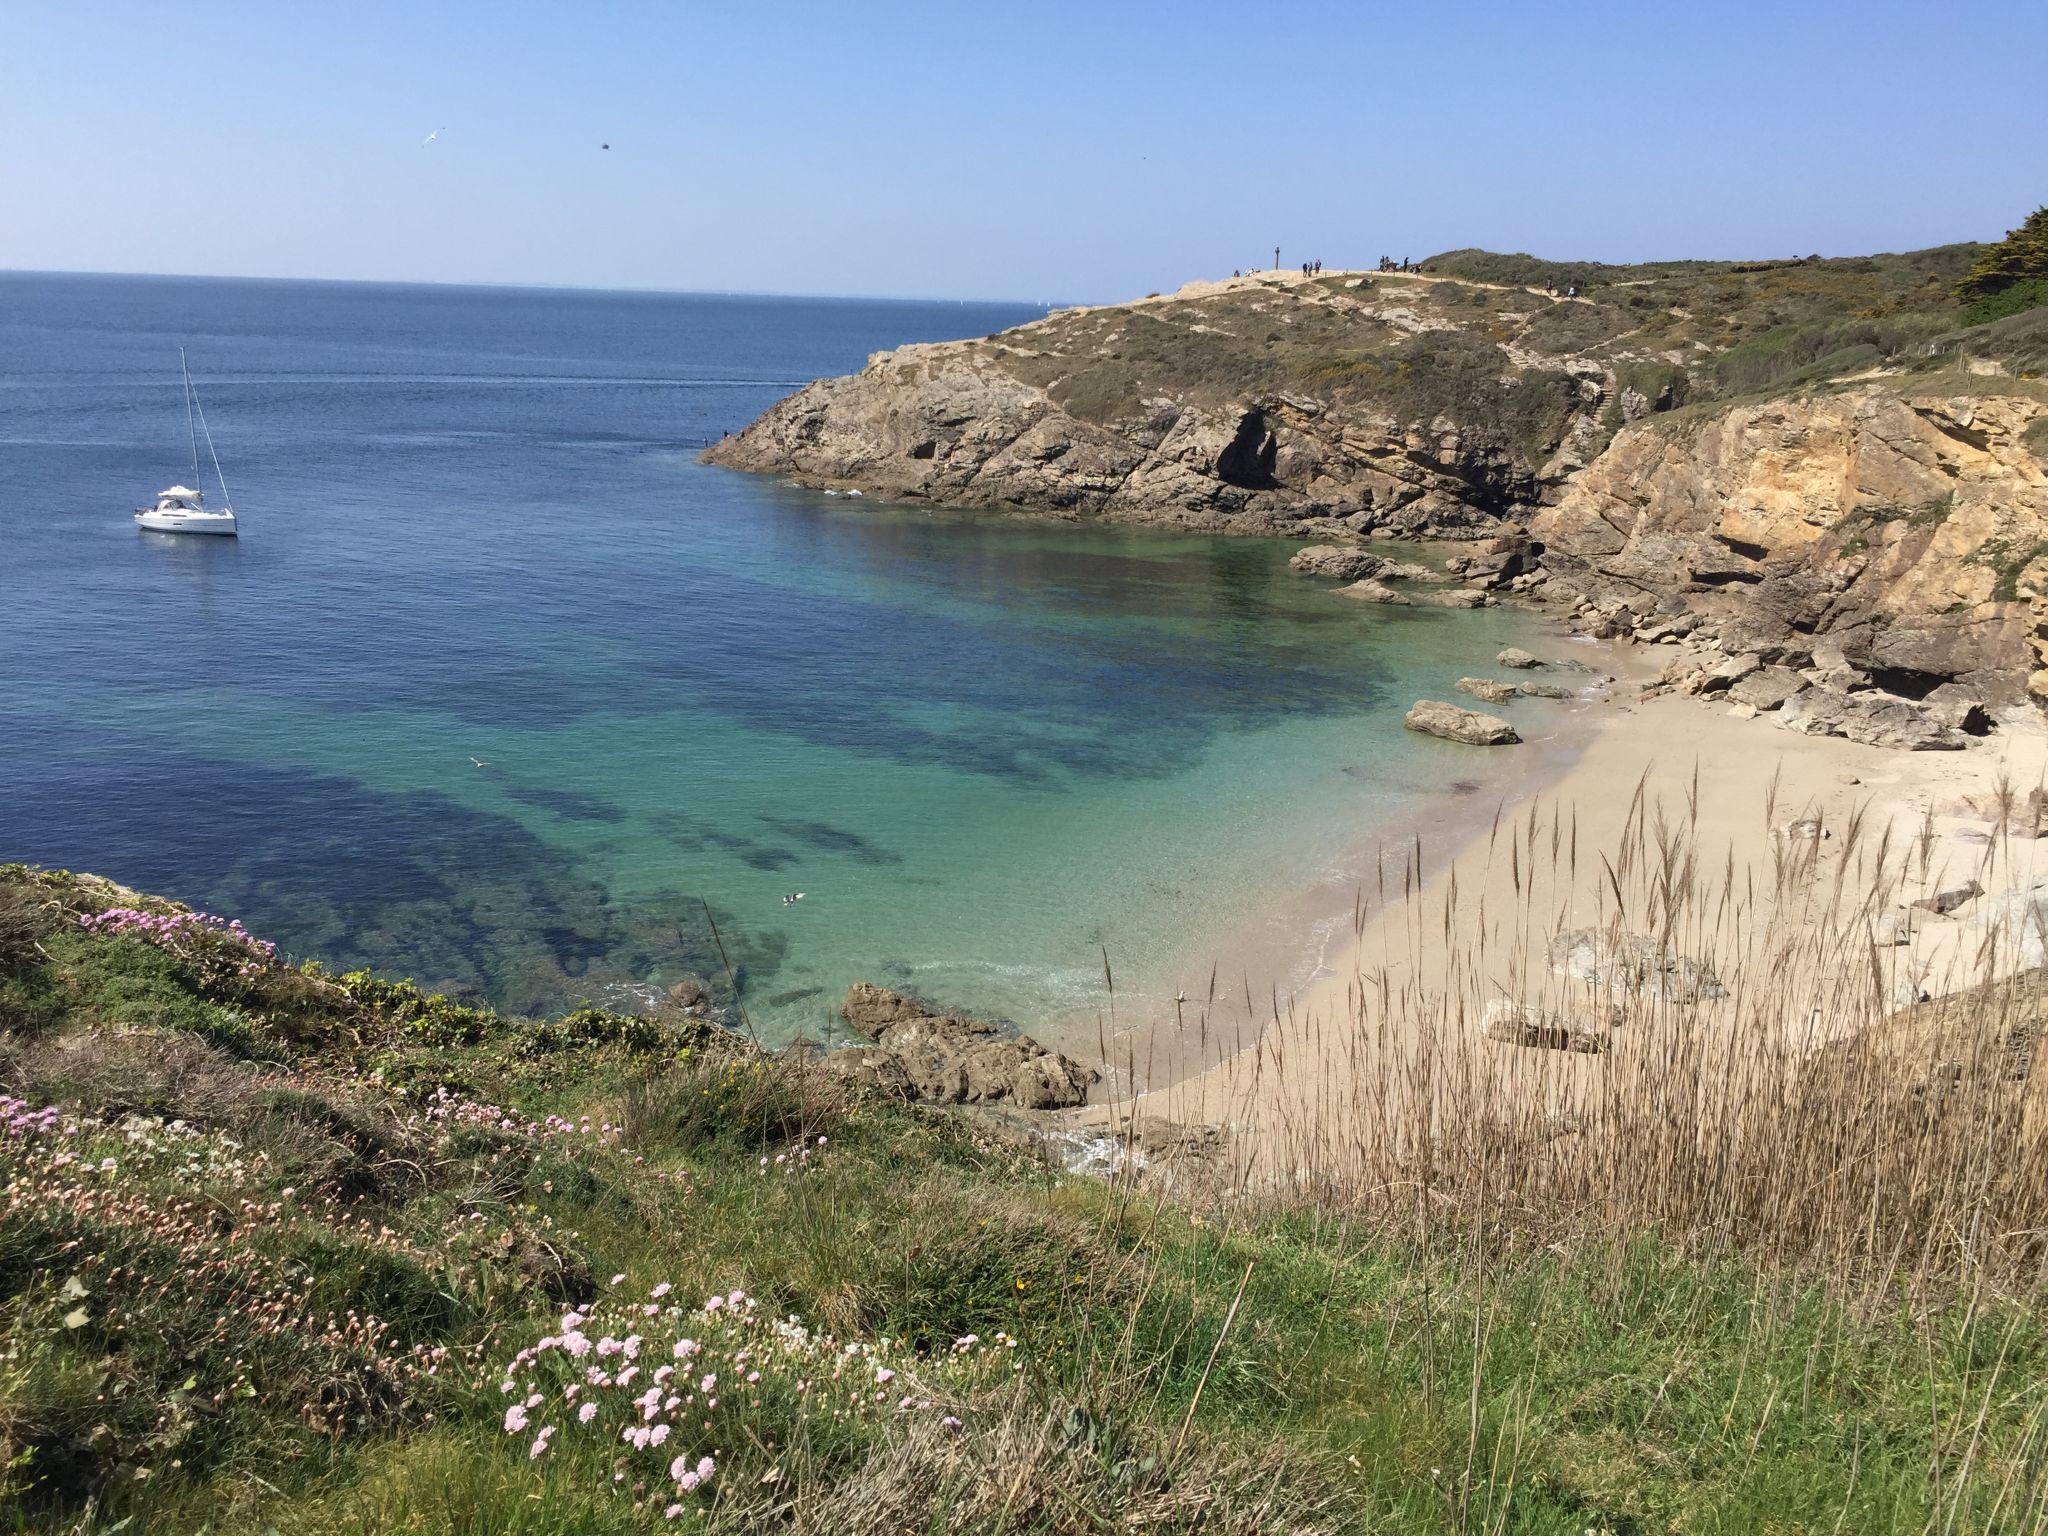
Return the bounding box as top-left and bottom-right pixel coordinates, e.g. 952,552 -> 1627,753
1,272 -> 1543,1039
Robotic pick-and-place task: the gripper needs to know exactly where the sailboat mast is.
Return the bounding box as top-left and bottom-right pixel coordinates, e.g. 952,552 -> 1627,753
180,348 -> 201,491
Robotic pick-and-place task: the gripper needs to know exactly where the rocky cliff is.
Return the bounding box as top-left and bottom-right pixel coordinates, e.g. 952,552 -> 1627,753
706,247 -> 2048,702
705,272 -> 1608,534
1531,382 -> 2048,702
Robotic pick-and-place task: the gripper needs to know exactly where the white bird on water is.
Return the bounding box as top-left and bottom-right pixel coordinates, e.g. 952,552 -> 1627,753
468,756 -> 488,768
422,127 -> 445,147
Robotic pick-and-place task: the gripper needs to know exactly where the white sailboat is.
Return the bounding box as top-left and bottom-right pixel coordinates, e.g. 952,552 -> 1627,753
135,351 -> 239,537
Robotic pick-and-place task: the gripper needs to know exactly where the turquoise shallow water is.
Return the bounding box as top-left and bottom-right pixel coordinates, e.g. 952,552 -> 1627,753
1,272 -> 1554,1042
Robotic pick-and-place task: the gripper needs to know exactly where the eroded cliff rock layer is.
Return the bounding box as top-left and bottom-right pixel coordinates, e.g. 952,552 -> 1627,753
1531,384 -> 2048,701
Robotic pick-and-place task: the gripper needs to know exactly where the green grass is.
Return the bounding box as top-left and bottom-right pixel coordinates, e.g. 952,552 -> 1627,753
4,863 -> 2047,1533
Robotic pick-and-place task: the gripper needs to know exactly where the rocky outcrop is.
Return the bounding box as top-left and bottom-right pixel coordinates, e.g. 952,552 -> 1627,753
1404,700 -> 1521,745
1533,385 -> 2048,702
825,984 -> 1097,1110
705,276 -> 1602,536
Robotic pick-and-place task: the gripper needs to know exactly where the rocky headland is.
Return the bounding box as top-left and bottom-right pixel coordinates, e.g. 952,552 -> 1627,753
707,236 -> 2048,726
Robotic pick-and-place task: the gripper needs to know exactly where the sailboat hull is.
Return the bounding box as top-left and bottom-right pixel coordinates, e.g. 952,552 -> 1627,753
135,508 -> 239,536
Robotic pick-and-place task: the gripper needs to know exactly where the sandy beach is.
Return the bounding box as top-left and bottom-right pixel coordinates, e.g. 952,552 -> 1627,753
1078,621 -> 2048,1179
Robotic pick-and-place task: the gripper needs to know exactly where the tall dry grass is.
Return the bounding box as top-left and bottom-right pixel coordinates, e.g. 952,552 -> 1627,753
1110,770 -> 2048,1301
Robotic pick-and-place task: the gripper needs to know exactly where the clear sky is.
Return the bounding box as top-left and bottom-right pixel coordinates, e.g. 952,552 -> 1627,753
4,0 -> 2042,304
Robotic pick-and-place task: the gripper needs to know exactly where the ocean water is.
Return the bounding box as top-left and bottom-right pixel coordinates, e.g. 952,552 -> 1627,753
0,271 -> 1553,1044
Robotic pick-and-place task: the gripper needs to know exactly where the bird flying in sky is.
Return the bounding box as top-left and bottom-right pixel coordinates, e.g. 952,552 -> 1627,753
421,127 -> 445,147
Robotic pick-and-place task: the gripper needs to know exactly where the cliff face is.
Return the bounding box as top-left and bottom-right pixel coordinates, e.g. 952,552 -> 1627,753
1531,384 -> 2048,700
706,274 -> 1607,535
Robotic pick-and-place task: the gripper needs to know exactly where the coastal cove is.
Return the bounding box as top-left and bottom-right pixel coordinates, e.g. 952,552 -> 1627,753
2,272 -> 1565,1046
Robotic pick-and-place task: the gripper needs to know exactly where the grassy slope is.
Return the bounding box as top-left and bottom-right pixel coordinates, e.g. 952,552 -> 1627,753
4,864 -> 2045,1534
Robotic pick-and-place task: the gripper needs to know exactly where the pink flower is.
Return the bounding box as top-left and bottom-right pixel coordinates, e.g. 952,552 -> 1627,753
699,1373 -> 717,1393
942,1414 -> 962,1431
578,1402 -> 598,1424
875,1367 -> 895,1385
651,1282 -> 672,1299
529,1430 -> 552,1460
503,1404 -> 529,1434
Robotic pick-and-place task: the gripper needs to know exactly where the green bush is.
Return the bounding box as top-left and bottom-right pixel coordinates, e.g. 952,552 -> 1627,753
1956,206 -> 2048,309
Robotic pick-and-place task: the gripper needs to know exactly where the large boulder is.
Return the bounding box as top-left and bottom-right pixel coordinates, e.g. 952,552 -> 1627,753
1727,666 -> 1808,711
1481,998 -> 1613,1054
1547,928 -> 1726,1004
832,986 -> 1097,1110
1404,700 -> 1521,745
1775,689 -> 1967,751
1497,648 -> 1544,670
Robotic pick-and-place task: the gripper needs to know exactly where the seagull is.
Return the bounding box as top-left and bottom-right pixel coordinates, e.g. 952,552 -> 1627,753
468,756 -> 488,768
782,892 -> 806,906
601,142 -> 610,150
422,127 -> 445,147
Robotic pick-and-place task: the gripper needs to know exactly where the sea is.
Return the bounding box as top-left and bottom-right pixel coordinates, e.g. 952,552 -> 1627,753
0,271 -> 1556,1048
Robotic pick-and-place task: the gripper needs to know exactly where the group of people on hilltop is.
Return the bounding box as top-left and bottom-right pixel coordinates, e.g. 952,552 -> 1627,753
1377,255 -> 1416,273
1229,260 -> 1327,279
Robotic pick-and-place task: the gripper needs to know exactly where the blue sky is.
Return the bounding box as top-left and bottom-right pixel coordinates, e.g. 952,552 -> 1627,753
3,0 -> 2042,302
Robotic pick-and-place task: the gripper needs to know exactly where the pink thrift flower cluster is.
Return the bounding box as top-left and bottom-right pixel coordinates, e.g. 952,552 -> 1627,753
487,1282 -> 1009,1511
78,904 -> 279,978
4,1096 -> 72,1140
756,1134 -> 829,1177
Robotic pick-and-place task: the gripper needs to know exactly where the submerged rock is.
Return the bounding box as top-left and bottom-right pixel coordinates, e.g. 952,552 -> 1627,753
1336,578 -> 1411,605
830,984 -> 1097,1110
1455,677 -> 1518,704
1414,587 -> 1494,609
1404,700 -> 1521,745
1289,545 -> 1384,580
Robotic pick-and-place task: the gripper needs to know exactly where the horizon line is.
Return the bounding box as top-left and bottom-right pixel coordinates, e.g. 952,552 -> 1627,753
0,264 -> 1071,310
